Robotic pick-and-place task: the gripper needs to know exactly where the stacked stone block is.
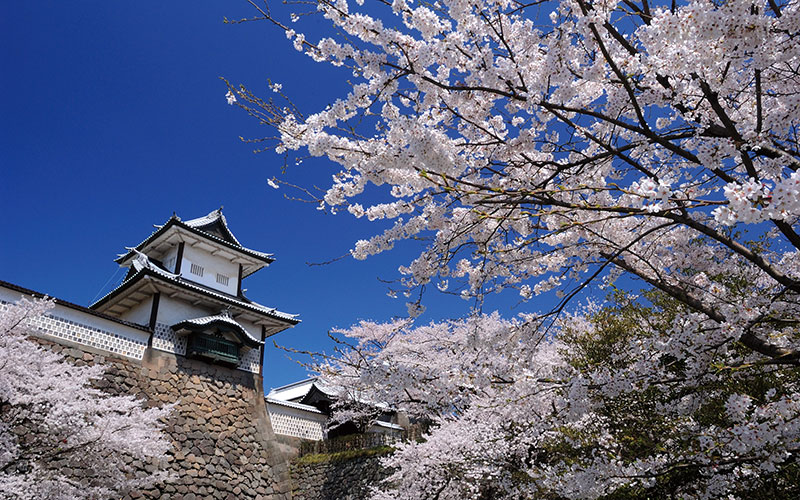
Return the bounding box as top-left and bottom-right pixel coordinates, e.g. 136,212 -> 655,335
290,454 -> 392,500
36,338 -> 292,500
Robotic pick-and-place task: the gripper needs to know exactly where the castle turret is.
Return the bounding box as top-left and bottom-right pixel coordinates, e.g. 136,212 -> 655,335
91,209 -> 299,373
0,210 -> 299,498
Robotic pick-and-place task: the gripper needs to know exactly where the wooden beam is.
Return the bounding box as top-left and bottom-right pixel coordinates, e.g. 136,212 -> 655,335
259,325 -> 267,377
147,293 -> 161,346
174,242 -> 185,274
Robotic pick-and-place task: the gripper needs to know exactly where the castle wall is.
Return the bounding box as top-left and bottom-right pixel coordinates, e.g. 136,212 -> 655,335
2,284 -> 294,499
156,294 -> 215,326
290,454 -> 392,500
36,339 -> 294,500
122,294 -> 154,326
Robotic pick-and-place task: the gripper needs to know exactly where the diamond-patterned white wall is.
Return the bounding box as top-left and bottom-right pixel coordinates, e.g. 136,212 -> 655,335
152,322 -> 187,355
0,300 -> 148,360
268,404 -> 327,441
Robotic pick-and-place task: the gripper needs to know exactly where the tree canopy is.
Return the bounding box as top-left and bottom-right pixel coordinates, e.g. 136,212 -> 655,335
230,0 -> 800,497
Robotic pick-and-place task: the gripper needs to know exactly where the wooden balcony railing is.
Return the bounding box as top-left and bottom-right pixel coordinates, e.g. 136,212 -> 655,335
187,333 -> 239,365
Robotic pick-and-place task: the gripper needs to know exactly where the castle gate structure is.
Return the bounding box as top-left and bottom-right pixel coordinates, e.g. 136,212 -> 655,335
0,209 -> 300,499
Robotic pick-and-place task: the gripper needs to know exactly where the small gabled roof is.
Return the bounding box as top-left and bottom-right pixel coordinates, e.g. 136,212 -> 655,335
115,209 -> 274,277
183,210 -> 243,246
300,383 -> 337,408
265,397 -> 326,415
369,420 -> 405,432
268,377 -> 338,402
172,312 -> 263,348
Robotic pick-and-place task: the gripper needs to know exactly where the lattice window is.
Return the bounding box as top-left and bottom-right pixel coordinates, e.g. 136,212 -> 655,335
216,273 -> 229,286
189,263 -> 204,277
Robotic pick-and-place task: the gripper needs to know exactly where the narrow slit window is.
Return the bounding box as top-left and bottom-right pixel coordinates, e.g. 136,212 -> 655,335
190,263 -> 204,277
216,273 -> 230,286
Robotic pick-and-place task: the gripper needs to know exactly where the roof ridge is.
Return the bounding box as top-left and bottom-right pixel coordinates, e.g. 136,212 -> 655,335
183,209 -> 243,247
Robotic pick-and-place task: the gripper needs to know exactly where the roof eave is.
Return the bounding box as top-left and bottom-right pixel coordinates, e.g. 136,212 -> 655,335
114,218 -> 274,268
90,269 -> 300,326
268,376 -> 319,394
265,397 -> 325,414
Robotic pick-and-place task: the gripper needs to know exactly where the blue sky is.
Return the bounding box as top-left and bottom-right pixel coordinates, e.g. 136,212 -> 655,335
1,1 -> 562,390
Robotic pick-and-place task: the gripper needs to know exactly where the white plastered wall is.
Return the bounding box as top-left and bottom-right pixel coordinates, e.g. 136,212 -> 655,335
155,295 -> 215,326
180,245 -> 239,295
150,295 -> 212,356
237,317 -> 262,344
118,296 -> 153,327
161,246 -> 179,273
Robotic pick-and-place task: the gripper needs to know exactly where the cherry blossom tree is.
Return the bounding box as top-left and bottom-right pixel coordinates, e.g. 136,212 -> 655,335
228,0 -> 800,497
0,298 -> 172,499
317,292 -> 800,498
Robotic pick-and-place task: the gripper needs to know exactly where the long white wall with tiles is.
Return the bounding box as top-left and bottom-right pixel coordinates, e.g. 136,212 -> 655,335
0,287 -> 150,360
34,313 -> 148,359
2,285 -> 263,373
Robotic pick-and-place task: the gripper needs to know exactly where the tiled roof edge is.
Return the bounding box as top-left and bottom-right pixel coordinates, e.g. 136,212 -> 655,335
173,314 -> 263,346
265,397 -> 326,414
114,217 -> 274,267
91,269 -> 300,325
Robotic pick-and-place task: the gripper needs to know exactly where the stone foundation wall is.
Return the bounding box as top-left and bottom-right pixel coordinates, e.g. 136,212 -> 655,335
290,453 -> 391,500
35,339 -> 292,500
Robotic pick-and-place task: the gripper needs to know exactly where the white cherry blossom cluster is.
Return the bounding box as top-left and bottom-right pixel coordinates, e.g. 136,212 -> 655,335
715,173 -> 800,225
0,299 -> 171,498
233,0 -> 800,496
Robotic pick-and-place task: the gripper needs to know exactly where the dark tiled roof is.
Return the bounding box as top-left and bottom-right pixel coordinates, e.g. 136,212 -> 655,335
173,312 -> 263,347
265,397 -> 325,414
183,210 -> 242,246
115,210 -> 274,268
90,265 -> 299,325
